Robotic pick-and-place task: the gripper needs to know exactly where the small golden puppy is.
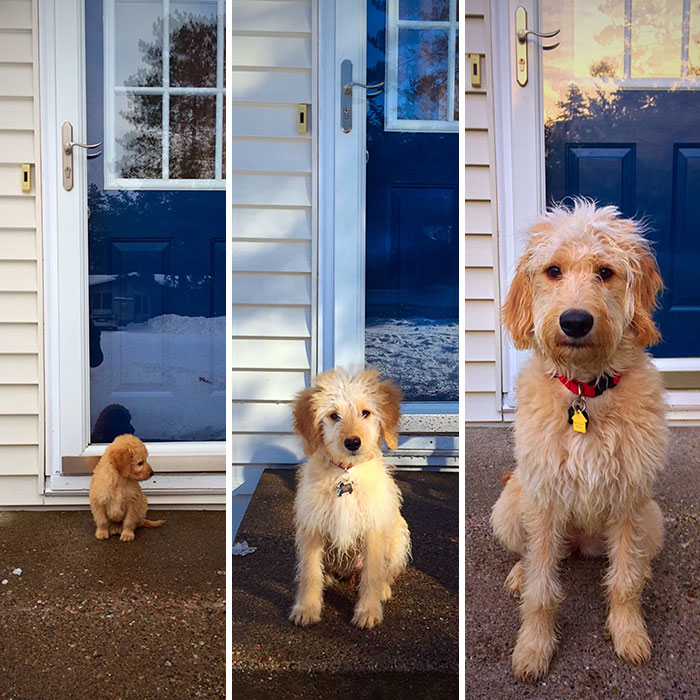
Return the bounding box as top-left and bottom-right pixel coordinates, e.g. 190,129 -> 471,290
492,200 -> 666,681
290,367 -> 411,629
89,433 -> 165,542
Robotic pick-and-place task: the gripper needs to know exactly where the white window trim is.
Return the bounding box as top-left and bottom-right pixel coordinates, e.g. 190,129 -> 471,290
103,0 -> 226,190
317,0 -> 458,451
384,0 -> 458,133
39,0 -> 226,495
492,0 -> 700,420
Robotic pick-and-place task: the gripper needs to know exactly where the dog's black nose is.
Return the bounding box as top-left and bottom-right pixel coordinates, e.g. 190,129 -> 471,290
559,309 -> 594,338
344,436 -> 361,452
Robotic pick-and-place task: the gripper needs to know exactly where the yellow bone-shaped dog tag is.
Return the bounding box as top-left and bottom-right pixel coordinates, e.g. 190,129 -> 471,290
572,409 -> 588,434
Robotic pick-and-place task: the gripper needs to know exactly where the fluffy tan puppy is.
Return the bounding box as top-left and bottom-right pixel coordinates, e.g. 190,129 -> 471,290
89,434 -> 165,542
289,367 -> 411,629
492,200 -> 666,681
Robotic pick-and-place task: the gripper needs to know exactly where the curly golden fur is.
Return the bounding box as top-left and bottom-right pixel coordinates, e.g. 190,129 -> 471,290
289,367 -> 411,629
492,200 -> 666,680
89,434 -> 165,542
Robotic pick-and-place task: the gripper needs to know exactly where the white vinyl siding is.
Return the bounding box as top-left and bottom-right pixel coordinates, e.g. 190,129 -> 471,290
465,0 -> 503,422
0,0 -> 45,500
231,0 -> 316,471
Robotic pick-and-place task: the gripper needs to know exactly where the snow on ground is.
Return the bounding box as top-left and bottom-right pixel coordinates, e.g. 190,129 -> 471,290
90,314 -> 226,441
365,317 -> 458,401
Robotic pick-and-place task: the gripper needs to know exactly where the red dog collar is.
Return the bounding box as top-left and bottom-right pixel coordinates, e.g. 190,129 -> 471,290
558,373 -> 621,398
329,459 -> 355,471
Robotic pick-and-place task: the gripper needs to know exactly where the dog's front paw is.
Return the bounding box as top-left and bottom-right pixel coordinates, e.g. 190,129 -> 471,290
608,611 -> 652,664
512,633 -> 556,682
289,601 -> 321,627
380,583 -> 392,602
95,527 -> 109,540
352,600 -> 383,629
119,529 -> 135,542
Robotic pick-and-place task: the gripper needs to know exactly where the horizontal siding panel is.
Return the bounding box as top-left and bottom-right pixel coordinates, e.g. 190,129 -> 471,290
0,229 -> 36,258
0,414 -> 39,444
0,97 -> 33,131
0,445 -> 39,475
0,291 -> 37,321
466,0 -> 485,15
231,370 -> 308,401
231,1 -> 312,34
233,338 -> 310,369
465,129 -> 489,165
0,354 -> 38,383
232,173 -> 311,206
232,104 -> 312,139
0,162 -> 33,194
465,16 -> 486,55
465,165 -> 490,200
0,31 -> 32,62
465,331 -> 497,362
232,69 -> 311,104
232,207 -> 311,239
0,384 -> 38,414
466,362 -> 497,392
465,299 -> 496,331
465,267 -> 495,299
0,132 -> 34,164
465,234 -> 493,267
232,240 -> 311,272
465,94 -> 488,129
0,63 -> 33,97
465,392 -> 501,422
0,322 -> 37,353
231,35 -> 311,69
0,260 -> 36,291
0,195 -> 35,227
232,137 -> 311,173
231,402 -> 292,432
231,433 -> 301,464
232,272 -> 311,305
465,200 -> 493,234
231,305 -> 310,337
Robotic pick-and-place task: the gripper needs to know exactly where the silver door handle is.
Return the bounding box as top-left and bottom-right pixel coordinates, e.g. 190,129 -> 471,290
62,121 -> 102,191
340,59 -> 384,133
515,6 -> 560,87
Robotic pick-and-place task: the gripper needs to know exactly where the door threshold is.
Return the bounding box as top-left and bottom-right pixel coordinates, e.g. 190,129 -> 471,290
45,473 -> 226,496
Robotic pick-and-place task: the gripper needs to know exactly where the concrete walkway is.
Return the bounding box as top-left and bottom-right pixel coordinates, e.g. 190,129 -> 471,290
466,426 -> 700,699
232,469 -> 459,698
0,510 -> 225,699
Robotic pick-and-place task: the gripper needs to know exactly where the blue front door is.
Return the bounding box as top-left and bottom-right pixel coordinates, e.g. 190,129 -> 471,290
365,0 -> 459,401
542,1 -> 700,358
86,0 -> 225,442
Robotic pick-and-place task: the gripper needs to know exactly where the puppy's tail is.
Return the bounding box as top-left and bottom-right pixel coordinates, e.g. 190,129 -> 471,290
142,518 -> 166,528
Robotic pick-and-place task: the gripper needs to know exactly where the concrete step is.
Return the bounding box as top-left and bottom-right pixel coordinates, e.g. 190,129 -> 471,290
232,468 -> 459,698
466,425 -> 700,699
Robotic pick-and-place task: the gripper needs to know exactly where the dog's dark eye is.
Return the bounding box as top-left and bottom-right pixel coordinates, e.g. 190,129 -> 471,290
597,267 -> 614,281
361,410 -> 371,418
330,413 -> 340,421
545,266 -> 562,280
138,461 -> 143,466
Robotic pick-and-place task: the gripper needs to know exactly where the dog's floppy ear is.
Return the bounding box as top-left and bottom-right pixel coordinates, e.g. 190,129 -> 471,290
376,378 -> 403,450
109,441 -> 133,478
292,386 -> 322,457
502,258 -> 534,349
631,243 -> 663,347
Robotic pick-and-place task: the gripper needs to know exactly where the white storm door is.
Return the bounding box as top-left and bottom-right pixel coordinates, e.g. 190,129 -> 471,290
41,0 -> 226,484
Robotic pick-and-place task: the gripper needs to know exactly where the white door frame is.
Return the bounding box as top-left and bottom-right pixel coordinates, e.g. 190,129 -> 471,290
491,0 -> 700,417
317,0 -> 459,449
38,0 -> 225,495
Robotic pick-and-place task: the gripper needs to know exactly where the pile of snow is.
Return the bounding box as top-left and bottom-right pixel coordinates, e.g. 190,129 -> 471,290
122,314 -> 226,335
232,541 -> 257,556
365,317 -> 458,401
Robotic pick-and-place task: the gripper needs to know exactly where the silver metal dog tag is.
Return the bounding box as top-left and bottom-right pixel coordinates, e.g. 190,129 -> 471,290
336,480 -> 353,497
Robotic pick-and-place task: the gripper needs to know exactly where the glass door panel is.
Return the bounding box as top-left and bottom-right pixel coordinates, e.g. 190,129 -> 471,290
86,0 -> 225,442
542,0 -> 700,357
365,0 -> 459,401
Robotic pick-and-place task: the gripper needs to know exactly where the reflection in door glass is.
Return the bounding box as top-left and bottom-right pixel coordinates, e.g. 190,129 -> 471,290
542,0 -> 700,357
365,0 -> 458,401
87,0 -> 225,442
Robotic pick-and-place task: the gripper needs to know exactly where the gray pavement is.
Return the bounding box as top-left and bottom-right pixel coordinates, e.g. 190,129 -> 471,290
466,426 -> 700,699
232,469 -> 459,699
0,510 -> 225,699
